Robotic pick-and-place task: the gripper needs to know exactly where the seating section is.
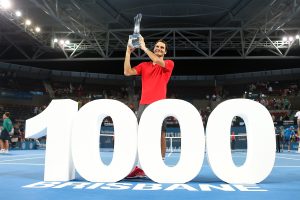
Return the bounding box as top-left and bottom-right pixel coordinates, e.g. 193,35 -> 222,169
1,76 -> 299,150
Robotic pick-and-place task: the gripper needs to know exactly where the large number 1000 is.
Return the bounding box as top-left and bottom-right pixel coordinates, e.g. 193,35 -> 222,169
25,99 -> 275,184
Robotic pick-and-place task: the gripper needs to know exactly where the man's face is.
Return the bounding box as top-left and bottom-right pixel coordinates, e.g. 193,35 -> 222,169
2,114 -> 6,119
153,42 -> 166,57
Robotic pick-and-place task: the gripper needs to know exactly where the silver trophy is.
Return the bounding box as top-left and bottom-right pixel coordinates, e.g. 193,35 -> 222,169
128,13 -> 142,48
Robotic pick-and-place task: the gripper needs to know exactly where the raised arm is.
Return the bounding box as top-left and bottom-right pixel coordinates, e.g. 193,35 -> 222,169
124,43 -> 137,76
139,37 -> 166,68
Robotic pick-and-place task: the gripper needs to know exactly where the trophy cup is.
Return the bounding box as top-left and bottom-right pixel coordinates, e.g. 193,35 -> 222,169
128,13 -> 142,48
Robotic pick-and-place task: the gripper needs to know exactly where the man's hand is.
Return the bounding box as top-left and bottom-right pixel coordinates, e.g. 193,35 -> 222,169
127,46 -> 135,54
127,39 -> 135,53
139,36 -> 147,51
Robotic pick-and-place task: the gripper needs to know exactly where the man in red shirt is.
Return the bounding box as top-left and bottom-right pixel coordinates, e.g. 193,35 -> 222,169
124,36 -> 174,178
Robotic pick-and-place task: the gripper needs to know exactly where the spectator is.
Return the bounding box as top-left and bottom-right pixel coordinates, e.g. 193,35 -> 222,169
283,126 -> 295,152
283,98 -> 290,110
33,106 -> 39,115
231,131 -> 236,150
275,127 -> 282,153
0,112 -> 13,153
18,125 -> 25,142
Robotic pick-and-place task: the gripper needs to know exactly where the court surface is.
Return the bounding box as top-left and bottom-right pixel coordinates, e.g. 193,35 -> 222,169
0,149 -> 300,200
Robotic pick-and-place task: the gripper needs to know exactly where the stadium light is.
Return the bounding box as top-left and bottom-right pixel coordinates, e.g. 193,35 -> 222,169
0,0 -> 12,9
53,39 -> 71,48
25,19 -> 32,26
35,27 -> 41,33
282,36 -> 287,42
0,1 -> 44,45
296,35 -> 300,39
288,36 -> 294,42
15,10 -> 22,17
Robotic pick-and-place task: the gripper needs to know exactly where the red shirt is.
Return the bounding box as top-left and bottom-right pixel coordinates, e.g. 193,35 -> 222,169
134,60 -> 174,105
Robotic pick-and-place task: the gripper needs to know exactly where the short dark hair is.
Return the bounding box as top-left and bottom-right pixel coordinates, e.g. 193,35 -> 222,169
4,112 -> 10,117
155,39 -> 168,52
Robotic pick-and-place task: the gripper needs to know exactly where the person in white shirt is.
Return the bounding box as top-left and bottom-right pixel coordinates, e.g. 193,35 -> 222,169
295,111 -> 300,135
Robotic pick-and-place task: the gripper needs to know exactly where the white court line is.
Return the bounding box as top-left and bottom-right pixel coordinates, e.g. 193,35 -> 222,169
165,164 -> 300,168
231,155 -> 248,158
277,153 -> 300,157
0,162 -> 299,168
0,156 -> 44,162
0,163 -> 44,166
167,154 -> 249,158
0,153 -> 44,158
162,164 -> 300,168
276,156 -> 300,161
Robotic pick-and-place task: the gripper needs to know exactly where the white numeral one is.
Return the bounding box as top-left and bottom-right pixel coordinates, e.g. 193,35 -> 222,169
206,99 -> 276,184
25,99 -> 78,181
71,99 -> 138,182
138,99 -> 205,183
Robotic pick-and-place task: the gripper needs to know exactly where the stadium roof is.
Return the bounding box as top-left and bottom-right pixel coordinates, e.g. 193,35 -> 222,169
0,0 -> 300,75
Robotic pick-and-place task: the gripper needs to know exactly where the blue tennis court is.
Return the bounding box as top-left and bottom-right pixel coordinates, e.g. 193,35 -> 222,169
0,149 -> 300,200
